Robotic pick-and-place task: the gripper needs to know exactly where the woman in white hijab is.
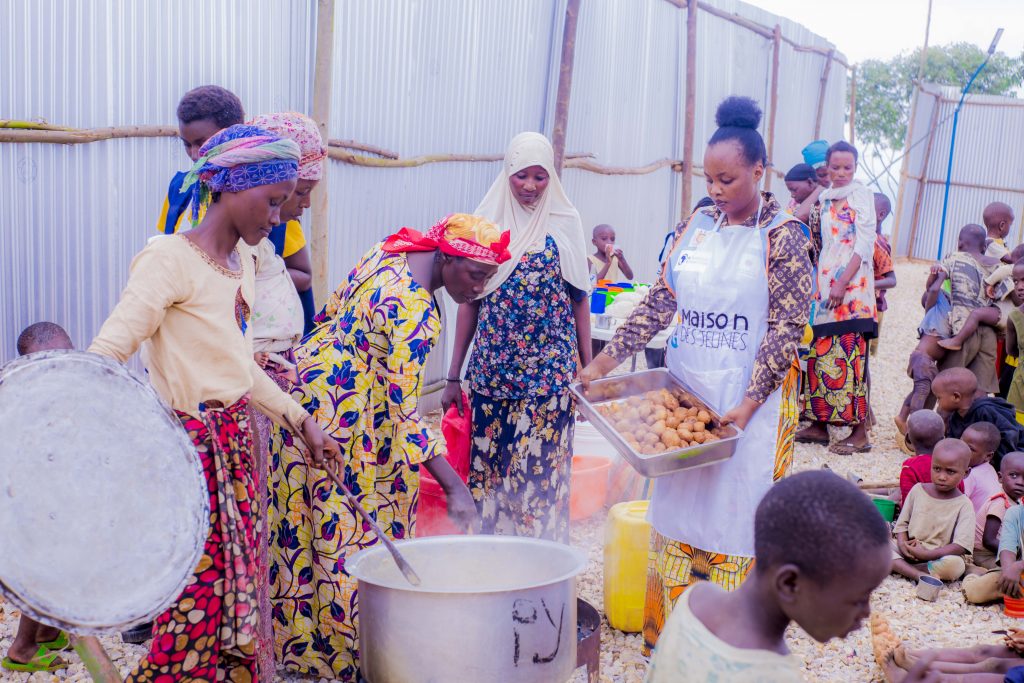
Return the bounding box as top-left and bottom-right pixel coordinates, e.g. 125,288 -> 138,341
441,132 -> 592,542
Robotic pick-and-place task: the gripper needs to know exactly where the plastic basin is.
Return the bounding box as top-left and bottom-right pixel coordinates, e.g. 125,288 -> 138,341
570,455 -> 611,521
1005,594 -> 1024,617
871,496 -> 896,522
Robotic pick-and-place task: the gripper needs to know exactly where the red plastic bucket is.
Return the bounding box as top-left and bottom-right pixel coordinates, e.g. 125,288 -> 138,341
417,472 -> 463,537
1004,594 -> 1024,617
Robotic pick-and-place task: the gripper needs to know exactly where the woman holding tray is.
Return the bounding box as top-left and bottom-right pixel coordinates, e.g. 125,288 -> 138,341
580,96 -> 814,653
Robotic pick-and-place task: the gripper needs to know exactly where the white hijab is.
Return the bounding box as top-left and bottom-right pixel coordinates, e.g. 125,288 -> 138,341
474,132 -> 591,296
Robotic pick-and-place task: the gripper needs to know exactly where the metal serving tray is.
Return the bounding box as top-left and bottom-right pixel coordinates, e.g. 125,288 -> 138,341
570,368 -> 742,478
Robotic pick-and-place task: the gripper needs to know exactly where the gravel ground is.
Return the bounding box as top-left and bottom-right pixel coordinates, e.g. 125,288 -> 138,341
3,260 -> 1016,682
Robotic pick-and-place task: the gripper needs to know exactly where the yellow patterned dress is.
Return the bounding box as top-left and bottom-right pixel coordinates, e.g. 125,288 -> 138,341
269,245 -> 444,679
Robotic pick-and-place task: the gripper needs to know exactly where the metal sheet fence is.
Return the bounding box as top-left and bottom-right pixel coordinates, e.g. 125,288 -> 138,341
893,83 -> 1024,260
1,0 -> 847,373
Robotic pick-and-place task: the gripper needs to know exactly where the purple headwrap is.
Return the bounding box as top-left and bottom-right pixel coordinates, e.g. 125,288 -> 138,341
180,124 -> 300,222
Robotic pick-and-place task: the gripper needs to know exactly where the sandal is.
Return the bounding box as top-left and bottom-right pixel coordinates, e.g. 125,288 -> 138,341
829,440 -> 872,455
38,631 -> 71,652
2,647 -> 68,673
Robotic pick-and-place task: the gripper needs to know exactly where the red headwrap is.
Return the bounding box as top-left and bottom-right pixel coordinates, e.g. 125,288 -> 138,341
381,216 -> 512,265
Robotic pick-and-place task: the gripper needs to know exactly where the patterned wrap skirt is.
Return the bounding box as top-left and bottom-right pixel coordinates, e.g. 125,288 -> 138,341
468,391 -> 574,544
803,332 -> 869,426
127,397 -> 259,682
641,366 -> 799,655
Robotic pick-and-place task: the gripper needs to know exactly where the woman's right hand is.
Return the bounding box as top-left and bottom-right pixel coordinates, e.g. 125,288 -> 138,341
441,380 -> 464,416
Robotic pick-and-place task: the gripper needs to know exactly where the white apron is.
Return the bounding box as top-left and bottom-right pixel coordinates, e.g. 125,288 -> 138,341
651,204 -> 790,557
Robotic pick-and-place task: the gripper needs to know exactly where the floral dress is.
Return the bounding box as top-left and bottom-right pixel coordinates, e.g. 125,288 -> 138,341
805,188 -> 876,425
467,236 -> 581,543
269,245 -> 443,679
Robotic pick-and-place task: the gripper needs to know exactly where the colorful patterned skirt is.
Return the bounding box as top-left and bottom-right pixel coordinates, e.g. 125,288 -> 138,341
468,391 -> 574,544
268,428 -> 420,680
127,398 -> 258,682
803,332 -> 868,425
641,366 -> 799,655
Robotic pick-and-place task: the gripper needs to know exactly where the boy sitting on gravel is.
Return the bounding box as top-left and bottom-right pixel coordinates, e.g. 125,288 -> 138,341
961,422 -> 1004,513
891,438 -> 975,584
645,471 -> 892,683
900,410 -> 950,505
962,451 -> 1024,603
935,368 -> 1024,470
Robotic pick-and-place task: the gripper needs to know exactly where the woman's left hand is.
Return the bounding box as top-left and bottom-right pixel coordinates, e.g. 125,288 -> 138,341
827,280 -> 846,309
445,483 -> 482,534
720,397 -> 761,430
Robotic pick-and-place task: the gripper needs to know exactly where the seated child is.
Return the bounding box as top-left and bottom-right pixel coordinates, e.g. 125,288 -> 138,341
899,410 -> 949,504
962,451 -> 1024,603
984,201 -> 1015,261
871,193 -> 896,357
1007,262 -> 1024,414
891,438 -> 975,583
2,322 -> 74,674
937,224 -> 1002,352
589,223 -> 634,283
645,471 -> 892,683
935,367 -> 1024,469
961,422 -> 1004,513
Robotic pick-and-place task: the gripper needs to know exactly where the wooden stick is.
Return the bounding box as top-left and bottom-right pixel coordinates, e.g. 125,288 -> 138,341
0,126 -> 176,144
552,0 -> 582,174
566,157 -> 681,175
764,24 -> 782,193
327,138 -> 399,159
858,481 -> 899,491
71,636 -> 123,683
906,103 -> 942,258
891,86 -> 931,253
813,50 -> 835,139
310,0 -> 336,311
680,0 -> 698,220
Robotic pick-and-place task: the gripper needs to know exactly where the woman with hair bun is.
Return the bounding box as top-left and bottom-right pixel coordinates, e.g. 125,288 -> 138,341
582,96 -> 814,651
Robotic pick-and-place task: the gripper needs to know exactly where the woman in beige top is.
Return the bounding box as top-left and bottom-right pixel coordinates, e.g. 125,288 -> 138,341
89,124 -> 338,683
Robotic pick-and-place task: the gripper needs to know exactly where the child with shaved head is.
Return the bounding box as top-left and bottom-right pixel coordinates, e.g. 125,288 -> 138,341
891,438 -> 975,583
937,224 -> 1002,352
983,201 -> 1016,261
935,368 -> 1024,469
645,471 -> 893,682
899,410 -> 956,505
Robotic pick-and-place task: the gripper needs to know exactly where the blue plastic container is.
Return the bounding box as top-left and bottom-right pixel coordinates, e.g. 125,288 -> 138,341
590,290 -> 607,314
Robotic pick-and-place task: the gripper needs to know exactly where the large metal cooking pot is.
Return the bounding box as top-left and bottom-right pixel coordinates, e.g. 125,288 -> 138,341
349,535 -> 587,683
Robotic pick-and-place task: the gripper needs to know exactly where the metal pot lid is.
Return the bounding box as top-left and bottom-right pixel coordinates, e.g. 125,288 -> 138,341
0,350 -> 208,634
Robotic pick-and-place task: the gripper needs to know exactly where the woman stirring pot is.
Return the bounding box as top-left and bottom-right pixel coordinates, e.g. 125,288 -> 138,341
581,97 -> 814,652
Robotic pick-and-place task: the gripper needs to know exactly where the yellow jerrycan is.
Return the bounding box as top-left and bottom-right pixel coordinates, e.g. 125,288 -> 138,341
603,499 -> 651,632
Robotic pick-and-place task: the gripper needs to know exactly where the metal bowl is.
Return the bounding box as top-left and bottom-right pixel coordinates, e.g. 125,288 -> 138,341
570,368 -> 742,478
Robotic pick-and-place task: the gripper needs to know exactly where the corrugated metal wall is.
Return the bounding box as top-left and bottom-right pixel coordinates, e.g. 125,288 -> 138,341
893,83 -> 1024,260
1,0 -> 847,371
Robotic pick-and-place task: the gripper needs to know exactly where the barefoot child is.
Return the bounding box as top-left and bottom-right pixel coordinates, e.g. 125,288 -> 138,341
589,223 -> 634,282
895,273 -> 949,434
935,368 -> 1024,469
937,224 -> 1002,352
962,451 -> 1024,603
90,124 -> 340,681
645,471 -> 893,682
891,438 -> 974,583
900,410 -> 952,505
2,323 -> 75,674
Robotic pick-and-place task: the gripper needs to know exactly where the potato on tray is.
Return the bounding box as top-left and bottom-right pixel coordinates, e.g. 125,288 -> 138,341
593,387 -> 727,455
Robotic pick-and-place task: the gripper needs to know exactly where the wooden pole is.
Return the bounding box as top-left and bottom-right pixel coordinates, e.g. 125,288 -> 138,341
906,103 -> 942,259
889,84 -> 920,253
551,0 -> 582,174
764,24 -> 781,193
310,0 -> 335,309
917,0 -> 933,83
72,636 -> 123,683
813,49 -> 834,139
849,66 -> 857,145
680,0 -> 698,220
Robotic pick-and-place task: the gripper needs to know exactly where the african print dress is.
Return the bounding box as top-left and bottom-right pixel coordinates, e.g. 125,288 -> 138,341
805,185 -> 876,426
467,236 -> 581,543
269,245 -> 443,679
